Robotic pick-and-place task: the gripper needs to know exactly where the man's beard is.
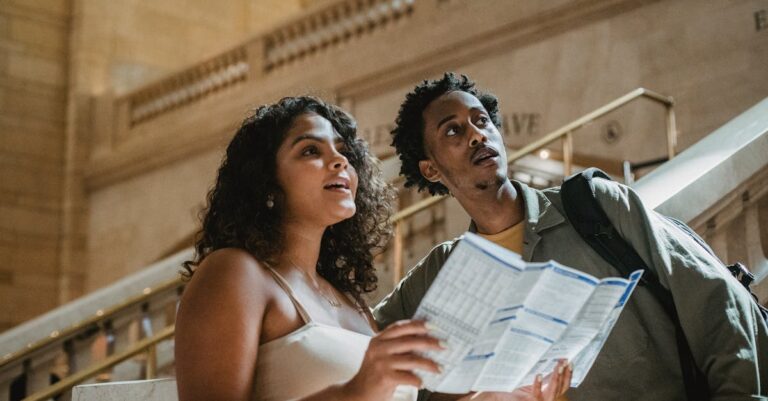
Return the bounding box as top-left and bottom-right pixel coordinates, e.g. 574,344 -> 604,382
474,174 -> 506,191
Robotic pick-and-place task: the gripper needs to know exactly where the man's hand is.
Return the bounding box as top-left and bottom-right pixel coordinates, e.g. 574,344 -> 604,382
452,359 -> 572,401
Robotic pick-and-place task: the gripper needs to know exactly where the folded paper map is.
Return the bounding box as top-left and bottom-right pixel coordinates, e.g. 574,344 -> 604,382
414,232 -> 642,393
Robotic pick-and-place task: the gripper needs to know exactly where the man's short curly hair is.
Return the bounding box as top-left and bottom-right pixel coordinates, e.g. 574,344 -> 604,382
391,73 -> 502,195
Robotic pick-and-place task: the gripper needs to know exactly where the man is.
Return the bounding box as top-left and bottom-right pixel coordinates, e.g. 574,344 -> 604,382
373,73 -> 768,400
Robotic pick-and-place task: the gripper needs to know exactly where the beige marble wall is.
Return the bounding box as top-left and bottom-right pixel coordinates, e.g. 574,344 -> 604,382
0,0 -> 71,331
85,150 -> 221,290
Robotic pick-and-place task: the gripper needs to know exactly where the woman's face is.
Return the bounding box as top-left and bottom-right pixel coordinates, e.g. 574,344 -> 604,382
275,112 -> 359,227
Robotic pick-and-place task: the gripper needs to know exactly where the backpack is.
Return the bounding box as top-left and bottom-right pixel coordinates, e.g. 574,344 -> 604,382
560,167 -> 768,401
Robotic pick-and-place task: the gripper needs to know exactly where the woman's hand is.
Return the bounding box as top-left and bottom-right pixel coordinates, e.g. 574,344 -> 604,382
343,320 -> 443,401
461,359 -> 572,401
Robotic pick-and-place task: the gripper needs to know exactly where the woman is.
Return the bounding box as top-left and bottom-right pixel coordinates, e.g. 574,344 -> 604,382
174,96 -> 570,401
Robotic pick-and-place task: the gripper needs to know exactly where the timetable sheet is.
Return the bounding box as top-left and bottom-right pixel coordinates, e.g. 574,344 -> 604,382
413,232 -> 642,393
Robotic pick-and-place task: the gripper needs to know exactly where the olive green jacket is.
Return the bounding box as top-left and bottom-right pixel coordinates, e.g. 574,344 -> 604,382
373,179 -> 768,400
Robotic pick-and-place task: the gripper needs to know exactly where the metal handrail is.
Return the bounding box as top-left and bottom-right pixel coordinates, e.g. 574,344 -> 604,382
388,87 -> 676,281
22,325 -> 175,401
1,277 -> 183,369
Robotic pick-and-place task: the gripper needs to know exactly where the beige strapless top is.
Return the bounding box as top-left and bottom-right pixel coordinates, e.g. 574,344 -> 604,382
251,267 -> 417,401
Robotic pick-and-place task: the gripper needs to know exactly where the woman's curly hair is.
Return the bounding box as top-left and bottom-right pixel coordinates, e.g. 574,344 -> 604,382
183,96 -> 394,299
391,72 -> 502,195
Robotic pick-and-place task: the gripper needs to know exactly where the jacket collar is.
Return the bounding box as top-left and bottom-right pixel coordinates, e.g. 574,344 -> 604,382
466,180 -> 566,260
518,181 -> 565,234
467,180 -> 565,234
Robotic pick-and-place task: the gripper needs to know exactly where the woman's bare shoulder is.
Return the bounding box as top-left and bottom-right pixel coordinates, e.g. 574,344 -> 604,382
175,248 -> 273,400
181,248 -> 273,314
192,247 -> 269,282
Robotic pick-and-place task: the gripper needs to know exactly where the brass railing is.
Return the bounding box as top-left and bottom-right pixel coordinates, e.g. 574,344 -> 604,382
0,278 -> 182,369
22,326 -> 175,401
0,276 -> 184,401
388,87 -> 677,282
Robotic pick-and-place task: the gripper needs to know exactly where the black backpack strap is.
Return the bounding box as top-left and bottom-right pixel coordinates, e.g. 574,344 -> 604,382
560,169 -> 671,303
560,167 -> 709,401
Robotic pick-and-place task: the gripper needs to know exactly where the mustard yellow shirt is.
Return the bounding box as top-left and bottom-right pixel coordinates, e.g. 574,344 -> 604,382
477,221 -> 569,400
477,220 -> 525,254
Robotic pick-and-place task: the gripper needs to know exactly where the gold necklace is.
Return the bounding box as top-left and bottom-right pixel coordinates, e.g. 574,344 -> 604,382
288,259 -> 342,308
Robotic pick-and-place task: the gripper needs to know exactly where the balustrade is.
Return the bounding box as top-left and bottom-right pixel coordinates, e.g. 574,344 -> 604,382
117,0 -> 417,136
264,0 -> 415,69
127,47 -> 249,128
0,253 -> 186,401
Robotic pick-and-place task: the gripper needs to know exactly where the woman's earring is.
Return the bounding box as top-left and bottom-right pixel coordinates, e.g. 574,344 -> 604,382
266,194 -> 275,209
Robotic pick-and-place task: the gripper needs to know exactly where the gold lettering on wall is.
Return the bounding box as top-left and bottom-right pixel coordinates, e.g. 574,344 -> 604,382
501,112 -> 542,137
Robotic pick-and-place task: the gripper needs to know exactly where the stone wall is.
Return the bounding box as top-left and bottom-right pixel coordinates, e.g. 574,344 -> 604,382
0,0 -> 71,332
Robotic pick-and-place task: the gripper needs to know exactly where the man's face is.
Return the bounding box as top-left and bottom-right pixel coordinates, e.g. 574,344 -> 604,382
419,90 -> 508,196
